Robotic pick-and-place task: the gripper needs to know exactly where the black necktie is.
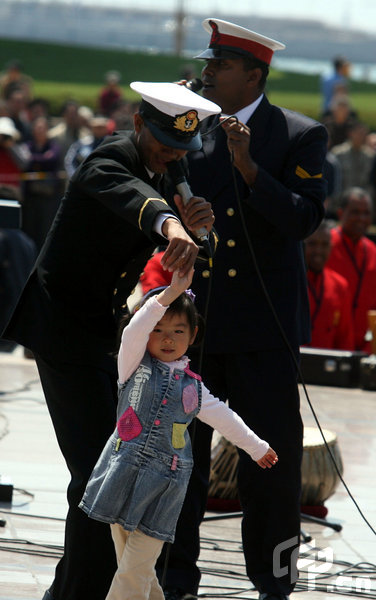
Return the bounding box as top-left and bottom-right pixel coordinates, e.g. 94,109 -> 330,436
151,174 -> 161,193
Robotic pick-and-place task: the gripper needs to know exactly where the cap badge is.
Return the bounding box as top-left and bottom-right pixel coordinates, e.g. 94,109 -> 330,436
173,110 -> 199,134
209,20 -> 221,44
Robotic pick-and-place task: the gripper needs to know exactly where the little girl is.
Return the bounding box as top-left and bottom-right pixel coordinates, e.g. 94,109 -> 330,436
79,268 -> 278,600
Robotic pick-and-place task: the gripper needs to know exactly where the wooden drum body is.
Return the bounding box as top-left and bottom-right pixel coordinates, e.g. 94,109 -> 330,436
301,427 -> 343,506
209,436 -> 239,500
208,428 -> 343,508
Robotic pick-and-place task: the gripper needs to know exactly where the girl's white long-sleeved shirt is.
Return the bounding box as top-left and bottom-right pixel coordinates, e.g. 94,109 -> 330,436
118,295 -> 269,462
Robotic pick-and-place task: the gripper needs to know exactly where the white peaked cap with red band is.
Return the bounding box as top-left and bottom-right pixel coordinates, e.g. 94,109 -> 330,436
196,18 -> 285,65
131,81 -> 221,151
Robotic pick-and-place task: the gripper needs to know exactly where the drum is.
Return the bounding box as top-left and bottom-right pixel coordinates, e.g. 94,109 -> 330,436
301,427 -> 343,506
208,435 -> 239,500
208,427 -> 343,507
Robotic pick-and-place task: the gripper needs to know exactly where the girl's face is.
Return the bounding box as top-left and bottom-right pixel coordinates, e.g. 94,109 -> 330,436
147,311 -> 197,363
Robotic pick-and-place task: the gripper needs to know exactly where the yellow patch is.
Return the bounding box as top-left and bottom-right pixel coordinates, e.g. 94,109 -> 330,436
172,422 -> 188,449
295,165 -> 323,179
174,110 -> 199,134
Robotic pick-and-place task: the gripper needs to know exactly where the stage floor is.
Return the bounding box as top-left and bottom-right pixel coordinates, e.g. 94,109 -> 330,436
0,347 -> 375,600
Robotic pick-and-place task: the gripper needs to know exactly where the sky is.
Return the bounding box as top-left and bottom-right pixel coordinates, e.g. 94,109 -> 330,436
22,0 -> 376,36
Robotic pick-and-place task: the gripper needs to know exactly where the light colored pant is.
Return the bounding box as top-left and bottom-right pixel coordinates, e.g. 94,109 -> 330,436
105,524 -> 165,600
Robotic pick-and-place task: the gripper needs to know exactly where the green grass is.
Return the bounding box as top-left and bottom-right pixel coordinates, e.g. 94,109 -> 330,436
266,69 -> 376,127
3,36 -> 376,128
0,37 -> 195,84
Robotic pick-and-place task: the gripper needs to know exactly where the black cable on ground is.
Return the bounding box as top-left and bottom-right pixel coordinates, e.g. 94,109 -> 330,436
0,378 -> 40,397
0,509 -> 65,521
195,533 -> 376,599
1,510 -> 375,598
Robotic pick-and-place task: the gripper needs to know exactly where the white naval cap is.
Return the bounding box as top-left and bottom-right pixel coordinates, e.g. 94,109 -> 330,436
195,18 -> 285,65
130,81 -> 221,151
0,116 -> 20,140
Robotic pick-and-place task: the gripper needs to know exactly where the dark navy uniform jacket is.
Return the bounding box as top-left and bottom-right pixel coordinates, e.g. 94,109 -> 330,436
3,131 -> 177,367
187,95 -> 328,353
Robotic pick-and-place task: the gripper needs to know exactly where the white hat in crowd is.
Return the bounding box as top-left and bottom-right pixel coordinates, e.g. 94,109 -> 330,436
130,81 -> 221,151
195,18 -> 285,65
0,117 -> 20,140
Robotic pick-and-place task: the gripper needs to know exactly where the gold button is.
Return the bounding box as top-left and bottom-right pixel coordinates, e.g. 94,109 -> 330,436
202,270 -> 210,278
121,303 -> 127,309
227,208 -> 235,216
130,287 -> 136,295
120,271 -> 127,278
113,288 -> 118,295
227,239 -> 236,247
228,269 -> 237,277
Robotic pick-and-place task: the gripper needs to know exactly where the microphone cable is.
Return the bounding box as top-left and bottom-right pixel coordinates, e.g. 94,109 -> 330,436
227,136 -> 376,538
200,113 -> 375,535
160,187 -> 215,591
161,112 -> 375,594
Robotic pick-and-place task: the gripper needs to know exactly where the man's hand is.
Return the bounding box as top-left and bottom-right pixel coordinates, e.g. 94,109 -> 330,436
161,218 -> 198,277
220,116 -> 258,186
174,194 -> 215,236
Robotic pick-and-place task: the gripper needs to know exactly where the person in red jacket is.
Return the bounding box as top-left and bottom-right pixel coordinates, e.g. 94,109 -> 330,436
326,187 -> 376,352
98,70 -> 123,117
140,249 -> 172,294
304,220 -> 354,350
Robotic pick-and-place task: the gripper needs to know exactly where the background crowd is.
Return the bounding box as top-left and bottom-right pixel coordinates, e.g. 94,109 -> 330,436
1,56 -> 376,356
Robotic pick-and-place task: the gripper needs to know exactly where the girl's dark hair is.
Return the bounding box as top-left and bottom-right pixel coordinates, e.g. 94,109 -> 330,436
116,288 -> 205,352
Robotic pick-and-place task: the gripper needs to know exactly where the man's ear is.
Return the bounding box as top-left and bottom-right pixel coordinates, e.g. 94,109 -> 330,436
247,67 -> 262,86
133,112 -> 144,133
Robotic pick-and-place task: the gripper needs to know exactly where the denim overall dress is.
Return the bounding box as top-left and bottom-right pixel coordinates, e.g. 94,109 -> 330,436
80,351 -> 202,542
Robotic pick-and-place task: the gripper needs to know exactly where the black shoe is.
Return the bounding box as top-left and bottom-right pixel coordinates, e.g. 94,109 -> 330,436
42,591 -> 54,600
164,589 -> 198,600
259,594 -> 290,600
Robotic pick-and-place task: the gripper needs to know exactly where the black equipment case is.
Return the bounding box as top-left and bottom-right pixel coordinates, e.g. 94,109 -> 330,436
0,199 -> 21,228
359,355 -> 376,390
299,347 -> 368,388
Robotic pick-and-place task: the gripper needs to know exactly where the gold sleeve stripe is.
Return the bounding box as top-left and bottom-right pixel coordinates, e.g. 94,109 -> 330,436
295,165 -> 323,179
138,197 -> 169,230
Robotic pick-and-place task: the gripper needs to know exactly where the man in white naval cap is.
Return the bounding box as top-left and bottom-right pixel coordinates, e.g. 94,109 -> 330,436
2,82 -> 220,600
158,19 -> 328,600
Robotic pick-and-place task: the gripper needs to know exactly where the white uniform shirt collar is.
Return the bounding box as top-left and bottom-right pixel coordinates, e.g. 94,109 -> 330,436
222,93 -> 263,124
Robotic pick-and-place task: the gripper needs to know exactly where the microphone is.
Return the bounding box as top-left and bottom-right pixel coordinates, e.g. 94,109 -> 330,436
185,78 -> 203,93
167,160 -> 209,244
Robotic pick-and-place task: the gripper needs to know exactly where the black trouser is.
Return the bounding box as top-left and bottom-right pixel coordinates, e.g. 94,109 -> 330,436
35,353 -> 118,600
157,348 -> 303,596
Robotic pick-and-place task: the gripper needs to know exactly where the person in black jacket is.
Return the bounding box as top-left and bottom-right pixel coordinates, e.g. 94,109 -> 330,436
2,81 -> 220,600
158,19 -> 328,600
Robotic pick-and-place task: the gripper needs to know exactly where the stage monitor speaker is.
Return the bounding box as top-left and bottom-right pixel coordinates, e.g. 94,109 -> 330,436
300,347 -> 367,388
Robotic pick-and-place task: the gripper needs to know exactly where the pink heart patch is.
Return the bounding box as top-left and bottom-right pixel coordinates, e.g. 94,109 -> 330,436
117,406 -> 142,441
182,383 -> 198,414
